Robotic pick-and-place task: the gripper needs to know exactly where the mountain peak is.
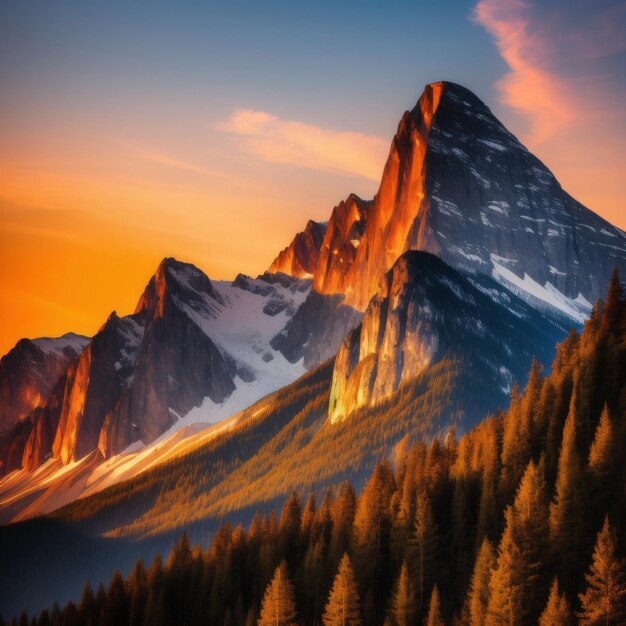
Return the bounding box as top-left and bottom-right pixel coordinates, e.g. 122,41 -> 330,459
135,257 -> 223,318
302,80 -> 626,312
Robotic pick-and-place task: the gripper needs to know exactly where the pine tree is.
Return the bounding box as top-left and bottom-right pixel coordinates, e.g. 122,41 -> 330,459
127,559 -> 148,626
323,553 -> 361,626
601,268 -> 623,334
389,561 -> 416,626
487,507 -> 525,626
588,405 -> 615,484
550,397 -> 584,586
425,585 -> 444,626
78,582 -> 97,626
466,538 -> 495,626
538,578 -> 571,626
512,459 -> 550,618
100,570 -> 128,626
301,493 -> 317,542
280,491 -> 302,539
353,461 -> 396,587
500,384 -> 527,495
412,490 -> 439,609
258,561 -> 298,626
578,517 -> 626,625
331,482 -> 356,561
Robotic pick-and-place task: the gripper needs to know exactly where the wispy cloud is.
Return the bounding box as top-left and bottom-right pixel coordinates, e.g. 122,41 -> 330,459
473,0 -> 626,144
217,109 -> 389,181
119,142 -> 227,179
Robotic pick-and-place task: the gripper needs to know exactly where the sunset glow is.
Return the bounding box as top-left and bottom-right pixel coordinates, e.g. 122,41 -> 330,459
1,0 -> 624,355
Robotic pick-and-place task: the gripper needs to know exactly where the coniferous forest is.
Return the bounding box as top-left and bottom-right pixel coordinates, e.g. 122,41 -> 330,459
3,274 -> 625,625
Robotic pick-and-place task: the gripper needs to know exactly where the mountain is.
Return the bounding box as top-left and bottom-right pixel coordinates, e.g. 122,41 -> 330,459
270,194 -> 371,368
0,259 -> 310,476
0,334 -> 88,442
272,81 -> 626,366
10,277 -> 620,626
269,219 -> 327,278
0,252 -> 566,530
329,251 -> 563,423
0,334 -> 89,473
2,80 -> 624,510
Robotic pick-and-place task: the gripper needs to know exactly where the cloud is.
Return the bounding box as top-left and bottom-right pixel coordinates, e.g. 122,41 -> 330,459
472,0 -> 626,226
119,142 -> 228,179
217,109 -> 389,181
472,0 -> 626,144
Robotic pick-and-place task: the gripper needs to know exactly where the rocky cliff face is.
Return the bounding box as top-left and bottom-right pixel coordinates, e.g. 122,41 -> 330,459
329,251 -> 566,423
0,334 -> 88,441
312,194 -> 371,295
310,82 -> 626,314
272,81 -> 626,369
269,220 -> 327,279
97,260 -> 235,456
51,314 -> 145,464
270,291 -> 362,369
0,333 -> 89,454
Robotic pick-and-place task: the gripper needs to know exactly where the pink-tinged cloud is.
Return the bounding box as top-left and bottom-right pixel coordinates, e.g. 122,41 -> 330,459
473,0 -> 626,227
218,109 -> 389,181
473,0 -> 626,142
472,0 -> 577,143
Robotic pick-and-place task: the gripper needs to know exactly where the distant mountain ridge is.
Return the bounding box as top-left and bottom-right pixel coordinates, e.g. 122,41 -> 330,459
0,259 -> 310,475
0,334 -> 88,441
269,219 -> 327,279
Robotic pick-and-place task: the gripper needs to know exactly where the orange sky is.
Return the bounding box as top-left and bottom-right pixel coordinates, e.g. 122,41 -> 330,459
0,125 -> 386,355
1,0 -> 624,357
2,91 -> 623,356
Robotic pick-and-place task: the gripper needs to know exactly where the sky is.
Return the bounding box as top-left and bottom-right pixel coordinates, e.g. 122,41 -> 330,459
1,0 -> 625,355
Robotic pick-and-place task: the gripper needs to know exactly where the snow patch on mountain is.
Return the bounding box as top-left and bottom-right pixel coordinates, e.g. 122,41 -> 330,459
31,333 -> 89,357
167,273 -> 309,429
491,257 -> 591,323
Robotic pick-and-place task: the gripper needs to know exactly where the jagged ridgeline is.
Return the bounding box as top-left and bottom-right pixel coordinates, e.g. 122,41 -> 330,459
6,272 -> 624,626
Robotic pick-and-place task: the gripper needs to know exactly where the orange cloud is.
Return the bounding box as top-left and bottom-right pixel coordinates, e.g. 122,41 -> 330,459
473,0 -> 626,228
218,109 -> 389,181
473,0 -> 576,143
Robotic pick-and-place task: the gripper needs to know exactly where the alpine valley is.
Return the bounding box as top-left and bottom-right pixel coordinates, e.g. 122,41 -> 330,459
1,82 -> 625,622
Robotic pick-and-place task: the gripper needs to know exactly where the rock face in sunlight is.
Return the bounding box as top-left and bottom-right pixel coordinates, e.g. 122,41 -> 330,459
269,219 -> 327,279
308,82 -> 626,314
328,251 -> 566,423
0,334 -> 88,442
313,193 -> 372,295
271,82 -> 626,369
269,194 -> 371,368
